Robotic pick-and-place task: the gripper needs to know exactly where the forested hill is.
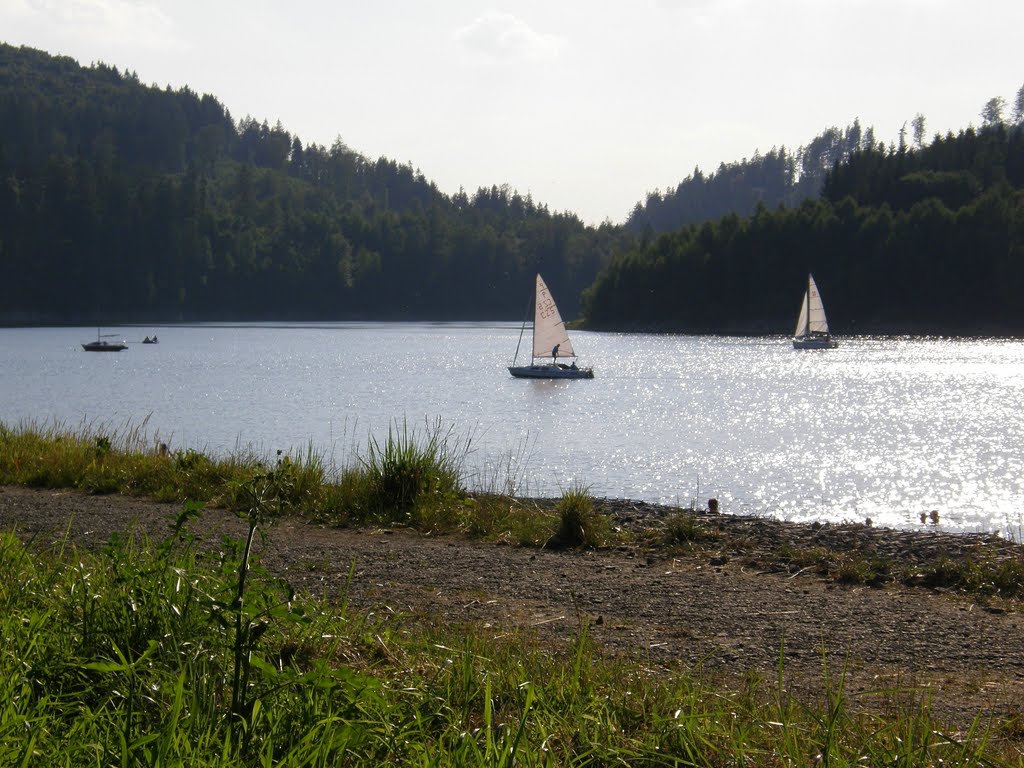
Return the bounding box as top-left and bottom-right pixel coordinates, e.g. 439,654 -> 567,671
583,116 -> 1024,335
0,43 -> 626,323
5,43 -> 1022,334
625,122 -> 875,235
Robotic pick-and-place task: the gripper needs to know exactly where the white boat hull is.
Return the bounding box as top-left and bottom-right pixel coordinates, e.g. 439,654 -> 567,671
793,335 -> 838,350
508,364 -> 594,379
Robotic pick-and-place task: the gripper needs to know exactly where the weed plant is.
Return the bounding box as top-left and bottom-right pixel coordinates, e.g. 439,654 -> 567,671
917,553 -> 1024,596
664,508 -> 721,547
344,417 -> 470,526
548,484 -> 610,549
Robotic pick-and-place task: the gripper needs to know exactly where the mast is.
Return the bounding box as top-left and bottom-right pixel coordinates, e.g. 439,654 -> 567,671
805,273 -> 811,337
531,279 -> 538,364
511,285 -> 533,366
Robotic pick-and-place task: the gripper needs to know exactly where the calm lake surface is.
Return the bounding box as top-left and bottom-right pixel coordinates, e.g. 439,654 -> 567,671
2,323 -> 1022,534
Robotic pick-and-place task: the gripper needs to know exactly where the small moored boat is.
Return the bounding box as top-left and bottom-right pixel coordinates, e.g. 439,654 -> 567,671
82,328 -> 128,352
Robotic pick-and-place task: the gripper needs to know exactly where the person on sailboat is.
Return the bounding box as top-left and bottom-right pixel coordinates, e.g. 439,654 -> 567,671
551,343 -> 560,363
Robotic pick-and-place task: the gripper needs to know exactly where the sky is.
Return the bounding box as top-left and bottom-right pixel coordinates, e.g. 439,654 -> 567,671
1,0 -> 1022,225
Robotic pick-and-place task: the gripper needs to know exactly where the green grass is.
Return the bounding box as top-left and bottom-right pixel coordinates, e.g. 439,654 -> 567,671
0,417 -> 267,504
663,508 -> 722,548
1,420 -> 1023,763
356,417 -> 469,526
548,483 -> 611,549
771,540 -> 1024,598
0,419 -> 597,552
0,525 -> 1014,766
5,419 -> 1024,600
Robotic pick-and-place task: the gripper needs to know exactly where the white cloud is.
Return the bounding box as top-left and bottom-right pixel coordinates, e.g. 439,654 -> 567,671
454,11 -> 563,62
655,0 -> 750,13
656,0 -> 724,8
3,0 -> 182,53
0,0 -> 36,18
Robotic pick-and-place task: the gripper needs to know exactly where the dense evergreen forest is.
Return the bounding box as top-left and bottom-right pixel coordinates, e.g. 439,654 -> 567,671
584,102 -> 1024,335
0,43 -> 627,323
3,42 -> 1023,334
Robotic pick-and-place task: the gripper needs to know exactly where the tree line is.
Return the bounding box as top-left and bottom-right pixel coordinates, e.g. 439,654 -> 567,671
625,121 -> 879,236
0,43 -> 625,323
3,43 -> 1023,335
582,118 -> 1024,335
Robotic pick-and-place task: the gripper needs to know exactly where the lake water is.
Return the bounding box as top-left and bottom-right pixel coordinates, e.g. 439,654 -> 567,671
2,323 -> 1022,535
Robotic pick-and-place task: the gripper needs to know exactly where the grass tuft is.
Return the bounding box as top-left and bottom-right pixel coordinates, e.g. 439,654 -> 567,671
547,484 -> 610,549
347,417 -> 471,527
664,508 -> 721,547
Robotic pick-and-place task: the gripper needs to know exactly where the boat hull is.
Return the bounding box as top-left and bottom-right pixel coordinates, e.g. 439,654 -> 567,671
82,342 -> 128,352
508,364 -> 594,379
793,335 -> 837,350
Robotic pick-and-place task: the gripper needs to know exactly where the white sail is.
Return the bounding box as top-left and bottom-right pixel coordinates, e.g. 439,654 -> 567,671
795,274 -> 830,336
532,274 -> 576,359
805,274 -> 831,334
794,293 -> 809,337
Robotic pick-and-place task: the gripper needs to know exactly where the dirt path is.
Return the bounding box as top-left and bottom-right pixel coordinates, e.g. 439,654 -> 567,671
3,485 -> 1023,729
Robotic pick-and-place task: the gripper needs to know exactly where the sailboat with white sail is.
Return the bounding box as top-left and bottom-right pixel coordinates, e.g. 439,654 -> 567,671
509,274 -> 594,379
792,273 -> 838,349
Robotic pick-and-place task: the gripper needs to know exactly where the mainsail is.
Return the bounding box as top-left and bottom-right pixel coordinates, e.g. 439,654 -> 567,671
532,274 -> 575,359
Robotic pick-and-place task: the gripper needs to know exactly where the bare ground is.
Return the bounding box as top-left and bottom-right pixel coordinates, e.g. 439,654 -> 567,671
3,484 -> 1024,732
